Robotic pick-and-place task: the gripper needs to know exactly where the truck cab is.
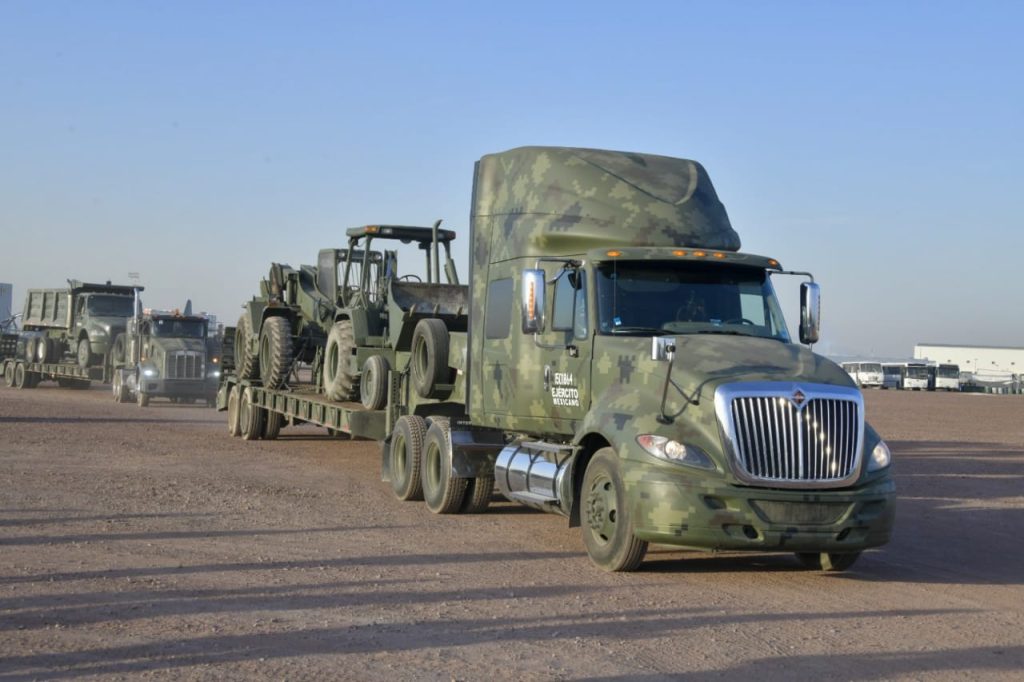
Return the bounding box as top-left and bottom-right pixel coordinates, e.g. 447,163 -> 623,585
457,146 -> 895,571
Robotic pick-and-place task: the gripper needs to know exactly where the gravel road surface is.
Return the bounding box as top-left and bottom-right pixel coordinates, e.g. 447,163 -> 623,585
1,385 -> 1022,680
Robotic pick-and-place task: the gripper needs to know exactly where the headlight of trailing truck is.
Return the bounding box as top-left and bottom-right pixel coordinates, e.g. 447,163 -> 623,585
636,435 -> 717,471
210,370 -> 221,378
868,440 -> 891,472
142,368 -> 158,378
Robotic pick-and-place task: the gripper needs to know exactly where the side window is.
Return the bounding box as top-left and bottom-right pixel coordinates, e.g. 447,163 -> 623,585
738,290 -> 768,326
484,278 -> 513,340
552,270 -> 588,339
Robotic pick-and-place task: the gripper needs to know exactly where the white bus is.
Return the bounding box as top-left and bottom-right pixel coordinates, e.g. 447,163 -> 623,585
900,362 -> 931,391
840,361 -> 884,389
933,364 -> 960,391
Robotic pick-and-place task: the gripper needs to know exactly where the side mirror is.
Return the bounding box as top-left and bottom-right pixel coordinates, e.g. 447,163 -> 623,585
799,282 -> 821,344
521,269 -> 546,334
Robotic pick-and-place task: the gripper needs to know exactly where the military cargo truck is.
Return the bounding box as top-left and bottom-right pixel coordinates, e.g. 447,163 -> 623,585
112,298 -> 221,407
220,147 -> 895,573
17,280 -> 139,371
2,280 -> 140,390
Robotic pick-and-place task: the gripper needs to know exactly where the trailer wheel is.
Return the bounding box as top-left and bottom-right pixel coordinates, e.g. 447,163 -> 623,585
795,551 -> 861,572
13,363 -> 26,389
258,316 -> 293,389
581,448 -> 648,572
77,338 -> 93,369
421,418 -> 467,514
323,320 -> 357,401
460,475 -> 494,514
262,411 -> 283,440
360,354 -> 390,410
4,362 -> 15,388
234,314 -> 259,380
227,385 -> 242,437
410,319 -> 450,399
240,387 -> 265,441
389,415 -> 426,501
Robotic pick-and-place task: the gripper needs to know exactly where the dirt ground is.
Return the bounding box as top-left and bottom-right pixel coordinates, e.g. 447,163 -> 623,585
1,384 -> 1022,681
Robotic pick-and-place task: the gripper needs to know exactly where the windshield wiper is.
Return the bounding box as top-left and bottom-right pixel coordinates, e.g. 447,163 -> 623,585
607,326 -> 669,336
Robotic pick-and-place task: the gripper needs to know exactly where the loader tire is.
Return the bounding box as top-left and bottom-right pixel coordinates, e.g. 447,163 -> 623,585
235,314 -> 259,381
360,354 -> 390,410
323,320 -> 357,401
410,319 -> 450,399
258,316 -> 293,389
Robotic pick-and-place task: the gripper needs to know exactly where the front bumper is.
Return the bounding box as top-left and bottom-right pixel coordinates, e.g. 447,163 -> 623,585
628,462 -> 895,552
140,378 -> 218,400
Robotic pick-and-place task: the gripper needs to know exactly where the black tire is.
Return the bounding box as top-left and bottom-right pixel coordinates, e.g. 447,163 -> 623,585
111,333 -> 127,368
258,316 -> 293,389
13,363 -> 26,389
24,337 -> 37,363
235,314 -> 259,380
796,551 -> 862,572
262,411 -> 283,440
112,372 -> 129,403
77,338 -> 93,369
389,415 -> 426,501
421,417 -> 467,514
360,354 -> 390,410
227,385 -> 242,437
3,362 -> 14,388
323,320 -> 356,401
581,449 -> 648,572
137,389 -> 149,407
240,387 -> 265,441
460,475 -> 494,514
410,319 -> 450,399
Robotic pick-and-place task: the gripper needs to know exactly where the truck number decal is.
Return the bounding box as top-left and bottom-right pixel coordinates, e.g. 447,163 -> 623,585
550,372 -> 580,407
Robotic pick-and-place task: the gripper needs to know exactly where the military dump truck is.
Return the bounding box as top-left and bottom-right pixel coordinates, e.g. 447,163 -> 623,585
233,222 -> 465,407
2,280 -> 140,390
220,146 -> 895,573
112,298 -> 221,407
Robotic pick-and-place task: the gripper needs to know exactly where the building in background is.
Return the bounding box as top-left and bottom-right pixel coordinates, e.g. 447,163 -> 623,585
0,283 -> 13,327
914,343 -> 1024,380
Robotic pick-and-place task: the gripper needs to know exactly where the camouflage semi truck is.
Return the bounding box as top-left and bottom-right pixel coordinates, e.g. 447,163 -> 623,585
112,299 -> 221,407
221,146 -> 895,573
2,280 -> 140,389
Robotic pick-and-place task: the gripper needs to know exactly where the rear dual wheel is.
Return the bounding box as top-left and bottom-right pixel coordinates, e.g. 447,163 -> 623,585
239,387 -> 265,440
421,418 -> 467,514
3,362 -> 14,388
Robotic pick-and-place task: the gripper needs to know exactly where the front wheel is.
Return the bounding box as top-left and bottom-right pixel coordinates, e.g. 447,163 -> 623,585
77,338 -> 93,369
796,551 -> 862,572
580,449 -> 648,572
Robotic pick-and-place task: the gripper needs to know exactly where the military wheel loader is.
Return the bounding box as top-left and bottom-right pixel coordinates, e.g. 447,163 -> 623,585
235,222 -> 466,407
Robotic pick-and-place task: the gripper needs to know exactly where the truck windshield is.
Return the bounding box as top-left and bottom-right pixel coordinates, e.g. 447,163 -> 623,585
595,261 -> 790,340
87,295 -> 134,316
152,318 -> 207,338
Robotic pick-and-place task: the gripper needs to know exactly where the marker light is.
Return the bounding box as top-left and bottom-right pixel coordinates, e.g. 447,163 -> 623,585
713,252 -> 726,259
605,250 -> 622,257
693,250 -> 707,257
672,250 -> 687,256
768,259 -> 779,267
527,281 -> 536,321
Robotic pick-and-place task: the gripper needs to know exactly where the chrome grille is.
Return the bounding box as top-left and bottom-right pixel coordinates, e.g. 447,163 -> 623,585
166,351 -> 204,379
715,383 -> 864,488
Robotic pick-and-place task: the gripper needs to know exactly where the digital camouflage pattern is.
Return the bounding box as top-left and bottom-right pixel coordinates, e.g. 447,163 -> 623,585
465,146 -> 893,557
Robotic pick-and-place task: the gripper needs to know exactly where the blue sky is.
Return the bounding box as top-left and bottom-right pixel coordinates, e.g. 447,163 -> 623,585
1,1 -> 1021,357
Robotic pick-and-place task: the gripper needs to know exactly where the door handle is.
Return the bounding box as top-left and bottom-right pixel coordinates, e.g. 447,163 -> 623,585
543,365 -> 552,392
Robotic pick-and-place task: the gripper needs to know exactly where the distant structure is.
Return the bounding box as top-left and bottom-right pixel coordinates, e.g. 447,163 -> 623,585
914,343 -> 1024,377
0,282 -> 12,324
